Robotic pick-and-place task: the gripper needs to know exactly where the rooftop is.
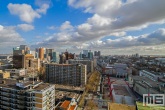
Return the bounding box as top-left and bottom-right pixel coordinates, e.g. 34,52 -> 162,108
0,78 -> 53,92
108,102 -> 136,110
113,85 -> 130,96
68,105 -> 76,110
60,100 -> 70,109
141,70 -> 163,76
55,84 -> 84,91
55,90 -> 80,100
131,76 -> 160,87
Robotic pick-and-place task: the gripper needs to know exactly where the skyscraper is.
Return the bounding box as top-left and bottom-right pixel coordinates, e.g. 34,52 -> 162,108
52,52 -> 59,63
39,47 -> 44,61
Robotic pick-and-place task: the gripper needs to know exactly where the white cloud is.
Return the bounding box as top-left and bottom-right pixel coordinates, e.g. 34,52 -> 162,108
0,25 -> 25,53
0,25 -> 4,31
60,21 -> 73,31
7,3 -> 50,23
69,0 -> 165,38
36,4 -> 49,14
17,24 -> 34,31
33,0 -> 165,54
47,26 -> 56,30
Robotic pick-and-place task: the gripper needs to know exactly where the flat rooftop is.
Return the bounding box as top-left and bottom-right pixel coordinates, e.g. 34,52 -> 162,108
113,85 -> 130,96
55,84 -> 84,91
131,76 -> 160,87
55,90 -> 80,100
34,83 -> 53,91
0,78 -> 53,91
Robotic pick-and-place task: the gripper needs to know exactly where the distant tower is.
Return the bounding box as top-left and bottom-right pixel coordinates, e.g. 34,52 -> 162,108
39,47 -> 44,60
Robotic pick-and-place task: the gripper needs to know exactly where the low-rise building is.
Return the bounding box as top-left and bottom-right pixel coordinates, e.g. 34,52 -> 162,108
0,70 -> 10,78
139,70 -> 164,81
5,69 -> 26,76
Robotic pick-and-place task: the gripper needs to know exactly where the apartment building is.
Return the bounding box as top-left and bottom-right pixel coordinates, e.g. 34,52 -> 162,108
68,59 -> 93,73
0,79 -> 55,110
45,63 -> 87,87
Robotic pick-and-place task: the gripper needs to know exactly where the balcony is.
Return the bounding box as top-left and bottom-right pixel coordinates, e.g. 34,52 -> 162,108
17,105 -> 26,109
1,97 -> 10,101
0,92 -> 10,97
0,88 -> 11,93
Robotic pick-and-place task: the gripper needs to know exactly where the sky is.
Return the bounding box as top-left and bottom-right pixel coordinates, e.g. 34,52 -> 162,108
0,0 -> 165,55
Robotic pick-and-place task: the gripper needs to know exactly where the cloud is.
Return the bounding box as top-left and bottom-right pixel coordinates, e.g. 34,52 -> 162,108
47,26 -> 56,30
0,25 -> 4,31
87,28 -> 165,49
68,0 -> 165,38
17,24 -> 34,31
60,21 -> 73,31
7,3 -> 50,23
36,4 -> 49,14
0,25 -> 25,52
33,0 -> 165,54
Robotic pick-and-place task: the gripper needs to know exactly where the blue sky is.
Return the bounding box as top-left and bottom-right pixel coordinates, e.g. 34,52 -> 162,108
0,0 -> 165,55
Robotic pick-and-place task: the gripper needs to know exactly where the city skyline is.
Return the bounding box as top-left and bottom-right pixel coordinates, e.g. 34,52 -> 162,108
0,0 -> 165,55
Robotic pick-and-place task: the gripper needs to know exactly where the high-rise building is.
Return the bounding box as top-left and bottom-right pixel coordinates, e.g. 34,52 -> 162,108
52,52 -> 59,63
13,45 -> 30,69
0,79 -> 55,110
88,51 -> 93,59
13,55 -> 25,69
68,59 -> 94,73
39,47 -> 44,61
82,50 -> 89,58
46,49 -> 54,60
45,63 -> 87,86
25,54 -> 40,74
94,51 -> 101,57
98,51 -> 101,56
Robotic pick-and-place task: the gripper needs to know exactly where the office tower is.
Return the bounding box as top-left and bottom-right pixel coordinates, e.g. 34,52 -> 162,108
20,45 -> 29,54
79,52 -> 82,59
0,79 -> 55,110
13,55 -> 25,69
46,48 -> 54,60
13,47 -> 25,55
94,51 -> 101,57
13,45 -> 31,69
52,52 -> 59,63
94,51 -> 97,56
45,63 -> 87,86
82,50 -> 89,58
39,47 -> 44,61
98,51 -> 101,56
88,51 -> 93,59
